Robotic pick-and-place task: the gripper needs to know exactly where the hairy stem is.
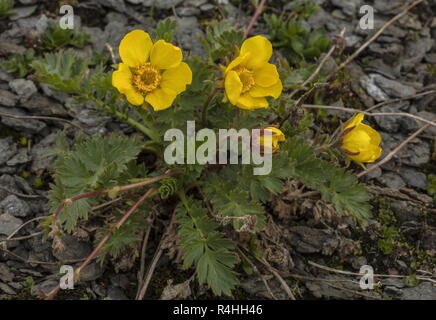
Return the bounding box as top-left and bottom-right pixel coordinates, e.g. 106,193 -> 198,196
86,95 -> 161,142
49,170 -> 182,244
201,87 -> 220,126
45,188 -> 157,300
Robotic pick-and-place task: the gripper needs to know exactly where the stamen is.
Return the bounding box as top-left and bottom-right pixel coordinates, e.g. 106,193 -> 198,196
234,66 -> 255,93
132,63 -> 161,95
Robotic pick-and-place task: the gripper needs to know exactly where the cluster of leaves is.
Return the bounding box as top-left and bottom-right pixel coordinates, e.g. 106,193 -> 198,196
0,48 -> 35,77
199,20 -> 244,61
265,2 -> 329,64
176,198 -> 239,296
0,0 -> 14,18
40,24 -> 90,51
35,18 -> 372,297
48,134 -> 145,232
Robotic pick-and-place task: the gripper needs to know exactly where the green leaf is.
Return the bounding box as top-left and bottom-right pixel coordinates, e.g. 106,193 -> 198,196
282,137 -> 372,225
0,48 -> 34,77
0,0 -> 14,18
32,49 -> 89,93
203,172 -> 266,231
154,18 -> 178,42
176,198 -> 239,296
48,134 -> 144,232
40,24 -> 90,51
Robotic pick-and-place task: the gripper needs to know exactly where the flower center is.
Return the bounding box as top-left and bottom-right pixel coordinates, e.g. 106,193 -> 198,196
235,66 -> 255,93
132,63 -> 161,94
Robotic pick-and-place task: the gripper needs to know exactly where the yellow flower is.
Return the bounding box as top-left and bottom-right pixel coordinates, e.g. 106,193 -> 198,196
258,126 -> 285,153
341,113 -> 382,163
224,36 -> 282,110
112,30 -> 192,111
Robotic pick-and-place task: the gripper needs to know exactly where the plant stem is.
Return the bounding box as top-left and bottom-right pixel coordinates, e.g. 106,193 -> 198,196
49,170 -> 182,245
201,87 -> 220,126
45,188 -> 157,300
86,95 -> 161,142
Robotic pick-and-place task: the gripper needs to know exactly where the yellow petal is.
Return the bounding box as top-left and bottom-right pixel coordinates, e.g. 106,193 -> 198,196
236,94 -> 268,110
119,30 -> 153,67
348,145 -> 382,163
145,87 -> 177,111
240,35 -> 273,69
264,126 -> 286,141
342,129 -> 371,153
161,62 -> 192,94
253,63 -> 280,87
125,89 -> 144,106
249,79 -> 282,99
225,70 -> 243,105
112,63 -> 133,94
150,40 -> 182,70
225,53 -> 250,74
343,113 -> 364,131
360,123 -> 381,146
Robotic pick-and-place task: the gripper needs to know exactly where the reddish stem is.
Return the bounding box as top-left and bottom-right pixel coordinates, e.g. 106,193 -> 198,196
45,188 -> 157,300
50,170 -> 181,238
244,0 -> 267,38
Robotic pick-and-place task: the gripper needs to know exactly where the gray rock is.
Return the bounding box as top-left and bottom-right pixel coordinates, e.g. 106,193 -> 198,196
305,274 -> 378,299
18,0 -> 38,5
405,38 -> 435,60
380,133 -> 430,167
9,5 -> 38,21
371,74 -> 416,98
0,264 -> 14,282
376,172 -> 405,190
176,17 -> 205,55
6,148 -> 31,166
30,131 -> 58,174
0,174 -> 20,200
401,282 -> 436,300
399,116 -> 420,132
399,167 -> 427,190
0,282 -> 16,295
176,6 -> 200,16
0,214 -> 23,236
288,226 -> 338,254
365,165 -> 382,180
0,89 -> 19,107
35,14 -> 49,34
143,0 -> 183,9
374,105 -> 401,133
0,107 -> 46,133
96,0 -> 127,12
0,137 -> 17,166
331,0 -> 360,16
79,262 -> 103,282
52,235 -> 92,261
374,0 -> 405,14
76,109 -> 110,134
200,3 -> 214,11
418,111 -> 436,136
105,11 -> 128,25
21,94 -> 68,116
185,0 -> 208,6
126,0 -> 143,4
106,286 -> 129,300
360,75 -> 389,102
9,79 -> 37,103
390,201 -> 421,223
0,195 -> 31,217
0,70 -> 13,82
30,279 -> 58,296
